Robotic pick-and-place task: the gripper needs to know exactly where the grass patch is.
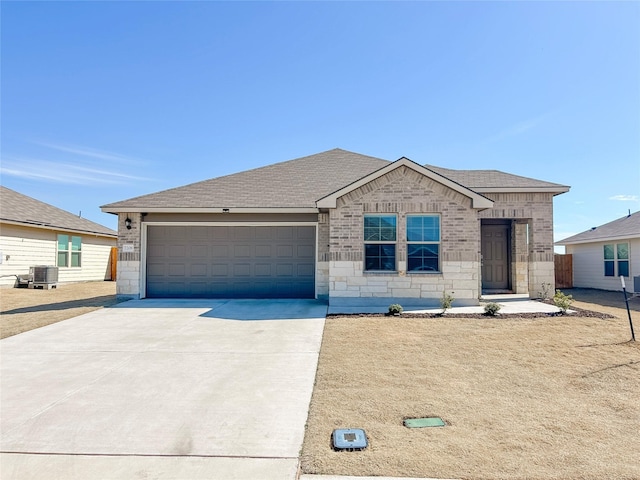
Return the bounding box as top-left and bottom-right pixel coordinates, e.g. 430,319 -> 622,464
0,281 -> 122,338
301,314 -> 640,479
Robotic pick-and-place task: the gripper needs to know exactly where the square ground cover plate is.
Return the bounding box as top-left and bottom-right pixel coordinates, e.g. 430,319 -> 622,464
404,417 -> 446,428
332,428 -> 368,450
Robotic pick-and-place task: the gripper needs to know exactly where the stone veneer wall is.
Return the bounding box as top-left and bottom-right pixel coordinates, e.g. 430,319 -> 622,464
327,166 -> 481,306
512,221 -> 529,294
316,212 -> 330,300
479,192 -> 556,295
116,213 -> 142,299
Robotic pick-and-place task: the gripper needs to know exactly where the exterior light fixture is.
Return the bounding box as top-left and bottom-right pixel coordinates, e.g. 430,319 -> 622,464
222,208 -> 230,214
125,217 -> 132,230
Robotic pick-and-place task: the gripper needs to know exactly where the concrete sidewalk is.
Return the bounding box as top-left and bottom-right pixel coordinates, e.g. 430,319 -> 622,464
301,476 -> 459,480
1,299 -> 326,480
328,294 -> 564,315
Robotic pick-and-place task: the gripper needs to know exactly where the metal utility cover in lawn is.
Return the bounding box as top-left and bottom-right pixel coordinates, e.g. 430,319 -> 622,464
332,428 -> 368,450
404,417 -> 446,428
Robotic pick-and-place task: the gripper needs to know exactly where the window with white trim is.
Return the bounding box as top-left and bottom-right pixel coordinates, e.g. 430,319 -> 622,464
364,214 -> 396,271
407,215 -> 440,272
57,234 -> 82,267
604,243 -> 628,277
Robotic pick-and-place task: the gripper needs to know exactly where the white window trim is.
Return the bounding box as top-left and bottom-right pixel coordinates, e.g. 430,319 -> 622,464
604,242 -> 630,278
57,234 -> 82,268
363,214 -> 398,272
406,214 -> 441,273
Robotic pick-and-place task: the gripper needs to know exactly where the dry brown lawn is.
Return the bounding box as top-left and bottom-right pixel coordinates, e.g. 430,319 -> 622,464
301,290 -> 640,479
0,281 -> 122,339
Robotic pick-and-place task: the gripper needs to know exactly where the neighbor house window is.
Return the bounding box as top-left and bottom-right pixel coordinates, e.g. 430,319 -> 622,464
604,243 -> 628,277
364,214 -> 396,271
57,234 -> 82,267
407,215 -> 440,272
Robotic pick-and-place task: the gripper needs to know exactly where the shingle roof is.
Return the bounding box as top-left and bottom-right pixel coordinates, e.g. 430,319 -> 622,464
424,165 -> 569,191
102,149 -> 390,210
556,211 -> 640,245
101,148 -> 569,212
0,186 -> 117,237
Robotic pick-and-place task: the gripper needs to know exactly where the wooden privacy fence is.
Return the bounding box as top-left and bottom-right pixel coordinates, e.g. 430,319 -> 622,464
109,247 -> 118,281
555,254 -> 573,289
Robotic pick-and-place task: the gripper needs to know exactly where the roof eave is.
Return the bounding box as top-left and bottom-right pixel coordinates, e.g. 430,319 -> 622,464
474,186 -> 570,195
556,233 -> 640,246
100,206 -> 319,214
0,219 -> 117,238
316,157 -> 494,210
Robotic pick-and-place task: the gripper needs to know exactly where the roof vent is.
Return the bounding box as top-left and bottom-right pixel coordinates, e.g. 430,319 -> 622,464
591,227 -> 597,230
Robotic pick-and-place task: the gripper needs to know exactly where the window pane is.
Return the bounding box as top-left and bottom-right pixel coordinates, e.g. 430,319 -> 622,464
423,216 -> 440,242
364,227 -> 378,241
364,216 -> 380,229
617,243 -> 629,260
604,261 -> 615,276
364,215 -> 396,242
618,261 -> 629,277
71,236 -> 82,251
406,216 -> 421,230
407,215 -> 439,242
408,244 -> 439,272
71,252 -> 81,268
604,244 -> 614,260
364,244 -> 395,271
57,252 -> 68,267
58,234 -> 69,251
380,227 -> 396,241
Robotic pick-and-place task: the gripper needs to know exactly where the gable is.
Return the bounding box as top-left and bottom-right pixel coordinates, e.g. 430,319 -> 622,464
317,157 -> 493,210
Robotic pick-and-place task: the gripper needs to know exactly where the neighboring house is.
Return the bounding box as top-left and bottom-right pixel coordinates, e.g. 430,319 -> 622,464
556,211 -> 639,292
101,149 -> 569,306
0,186 -> 118,287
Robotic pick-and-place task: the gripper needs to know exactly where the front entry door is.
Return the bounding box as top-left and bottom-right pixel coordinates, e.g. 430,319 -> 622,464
481,224 -> 510,291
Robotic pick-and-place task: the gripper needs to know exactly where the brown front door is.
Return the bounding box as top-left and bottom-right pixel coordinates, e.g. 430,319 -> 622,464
481,224 -> 510,291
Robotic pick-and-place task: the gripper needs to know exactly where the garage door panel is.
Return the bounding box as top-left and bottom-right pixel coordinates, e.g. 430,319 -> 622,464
169,245 -> 186,257
234,227 -> 253,241
298,245 -> 314,257
190,264 -> 208,276
255,228 -> 273,240
189,282 -> 209,296
191,245 -> 208,257
212,227 -> 229,240
212,245 -> 228,257
254,264 -> 272,276
297,264 -> 314,276
276,264 -> 294,277
146,225 -> 315,298
211,263 -> 229,277
234,245 -> 251,258
147,263 -> 166,277
277,245 -> 293,257
168,264 -> 186,276
147,245 -> 165,256
255,245 -> 272,257
297,228 -> 314,240
166,228 -> 186,241
233,264 -> 251,277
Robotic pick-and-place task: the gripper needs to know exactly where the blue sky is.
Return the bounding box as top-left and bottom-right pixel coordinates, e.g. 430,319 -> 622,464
2,1 -> 639,248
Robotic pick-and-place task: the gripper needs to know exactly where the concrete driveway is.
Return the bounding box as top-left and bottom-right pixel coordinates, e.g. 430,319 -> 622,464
1,299 -> 327,479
